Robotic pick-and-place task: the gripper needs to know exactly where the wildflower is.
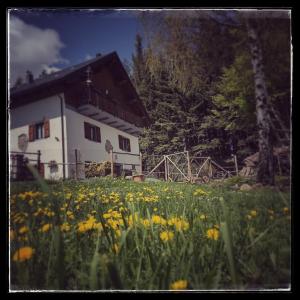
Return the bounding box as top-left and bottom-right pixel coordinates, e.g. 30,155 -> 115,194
153,207 -> 158,212
167,217 -> 189,231
170,280 -> 188,290
250,210 -> 257,217
12,247 -> 34,262
246,215 -> 252,220
193,188 -> 209,196
283,207 -> 289,214
19,226 -> 29,234
152,215 -> 167,226
160,231 -> 174,242
206,228 -> 219,240
40,223 -> 52,233
200,214 -> 207,220
141,219 -> 150,228
60,222 -> 71,232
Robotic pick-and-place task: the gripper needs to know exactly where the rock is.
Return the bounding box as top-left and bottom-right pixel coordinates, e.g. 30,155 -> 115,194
240,183 -> 253,191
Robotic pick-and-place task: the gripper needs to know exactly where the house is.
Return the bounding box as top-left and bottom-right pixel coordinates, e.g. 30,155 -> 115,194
9,52 -> 150,180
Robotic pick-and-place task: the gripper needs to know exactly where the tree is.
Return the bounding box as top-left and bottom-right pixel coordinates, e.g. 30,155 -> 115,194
245,15 -> 274,185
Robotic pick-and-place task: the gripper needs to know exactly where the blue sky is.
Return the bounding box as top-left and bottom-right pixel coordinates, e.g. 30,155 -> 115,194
9,9 -> 145,83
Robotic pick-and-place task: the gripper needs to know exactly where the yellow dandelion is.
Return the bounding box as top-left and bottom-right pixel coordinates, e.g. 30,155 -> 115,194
170,280 -> 188,290
160,231 -> 174,242
283,207 -> 289,213
200,214 -> 207,220
19,226 -> 29,234
12,247 -> 34,262
206,228 -> 219,240
60,222 -> 71,232
250,210 -> 257,217
40,223 -> 52,233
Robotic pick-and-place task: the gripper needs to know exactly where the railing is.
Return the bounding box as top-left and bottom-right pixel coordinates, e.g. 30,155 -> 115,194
81,89 -> 144,128
9,151 -> 42,181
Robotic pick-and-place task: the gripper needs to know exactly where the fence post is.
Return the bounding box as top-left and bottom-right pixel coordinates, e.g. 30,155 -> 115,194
208,157 -> 213,178
233,154 -> 239,176
187,151 -> 192,182
110,150 -> 114,177
164,155 -> 168,181
37,150 -> 41,174
140,151 -> 143,174
75,149 -> 78,180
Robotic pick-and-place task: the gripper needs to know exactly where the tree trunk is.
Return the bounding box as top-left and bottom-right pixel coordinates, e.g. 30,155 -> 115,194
246,18 -> 274,185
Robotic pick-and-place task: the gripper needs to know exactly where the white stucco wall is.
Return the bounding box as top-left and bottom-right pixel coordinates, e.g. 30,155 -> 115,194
9,94 -> 68,180
65,106 -> 141,178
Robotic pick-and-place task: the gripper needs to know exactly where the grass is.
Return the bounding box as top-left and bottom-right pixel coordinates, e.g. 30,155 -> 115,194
9,177 -> 291,290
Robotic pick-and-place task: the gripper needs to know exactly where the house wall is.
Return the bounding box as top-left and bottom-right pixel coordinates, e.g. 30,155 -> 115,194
9,94 -> 68,179
65,106 -> 141,178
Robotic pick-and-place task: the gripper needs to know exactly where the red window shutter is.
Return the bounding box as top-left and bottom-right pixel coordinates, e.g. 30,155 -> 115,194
84,122 -> 90,139
96,127 -> 101,142
29,124 -> 35,141
44,119 -> 50,138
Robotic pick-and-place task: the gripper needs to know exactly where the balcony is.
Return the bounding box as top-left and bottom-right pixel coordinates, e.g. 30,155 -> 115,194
77,93 -> 144,136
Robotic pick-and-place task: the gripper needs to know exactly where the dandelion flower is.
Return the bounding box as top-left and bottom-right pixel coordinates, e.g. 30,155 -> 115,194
160,231 -> 174,242
170,280 -> 188,290
40,223 -> 52,233
12,247 -> 34,262
19,226 -> 29,234
250,210 -> 257,217
206,228 -> 219,240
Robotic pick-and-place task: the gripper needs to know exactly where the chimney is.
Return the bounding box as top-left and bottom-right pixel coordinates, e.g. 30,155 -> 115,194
26,70 -> 34,84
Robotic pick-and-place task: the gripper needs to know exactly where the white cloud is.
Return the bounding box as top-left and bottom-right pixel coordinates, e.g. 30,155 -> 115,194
84,54 -> 93,61
9,16 -> 68,85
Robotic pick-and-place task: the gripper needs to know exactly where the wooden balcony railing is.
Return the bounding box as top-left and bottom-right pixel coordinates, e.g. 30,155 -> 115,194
81,91 -> 144,128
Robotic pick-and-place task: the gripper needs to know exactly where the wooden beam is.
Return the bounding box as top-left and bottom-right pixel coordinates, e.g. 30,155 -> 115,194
98,117 -> 109,121
106,121 -> 119,125
87,113 -> 99,117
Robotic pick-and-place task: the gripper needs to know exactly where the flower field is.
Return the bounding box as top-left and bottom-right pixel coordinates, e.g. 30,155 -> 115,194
9,177 -> 291,291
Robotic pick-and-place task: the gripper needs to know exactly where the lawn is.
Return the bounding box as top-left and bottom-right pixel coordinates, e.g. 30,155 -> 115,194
9,177 -> 291,291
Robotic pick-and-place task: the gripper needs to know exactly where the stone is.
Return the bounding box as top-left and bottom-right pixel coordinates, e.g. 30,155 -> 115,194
240,183 -> 253,191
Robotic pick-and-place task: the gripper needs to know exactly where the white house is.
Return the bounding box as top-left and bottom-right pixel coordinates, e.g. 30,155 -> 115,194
9,52 -> 150,180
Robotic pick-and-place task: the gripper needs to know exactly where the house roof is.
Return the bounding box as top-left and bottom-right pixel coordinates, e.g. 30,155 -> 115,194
10,52 -> 114,96
10,51 -> 150,124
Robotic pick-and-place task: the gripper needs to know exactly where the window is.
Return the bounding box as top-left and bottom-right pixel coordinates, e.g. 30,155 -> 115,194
29,119 -> 50,141
35,123 -> 44,140
84,122 -> 101,143
118,135 -> 131,152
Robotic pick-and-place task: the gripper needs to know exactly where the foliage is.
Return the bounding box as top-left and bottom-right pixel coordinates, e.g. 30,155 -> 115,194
131,12 -> 290,166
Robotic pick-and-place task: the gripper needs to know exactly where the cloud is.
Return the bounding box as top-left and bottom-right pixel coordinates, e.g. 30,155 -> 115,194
9,16 -> 68,85
84,54 -> 93,61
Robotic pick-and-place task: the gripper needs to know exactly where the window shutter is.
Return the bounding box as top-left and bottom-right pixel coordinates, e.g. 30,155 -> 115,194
44,119 -> 50,138
96,127 -> 101,142
29,124 -> 35,141
118,135 -> 122,150
84,122 -> 90,139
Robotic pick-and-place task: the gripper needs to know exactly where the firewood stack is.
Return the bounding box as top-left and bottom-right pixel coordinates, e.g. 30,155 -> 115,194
85,161 -> 111,178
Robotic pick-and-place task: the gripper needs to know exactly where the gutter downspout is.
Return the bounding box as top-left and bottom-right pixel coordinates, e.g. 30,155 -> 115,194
58,94 -> 66,180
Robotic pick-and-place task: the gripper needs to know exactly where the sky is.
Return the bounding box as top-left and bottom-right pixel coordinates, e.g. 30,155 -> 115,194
8,9 -> 145,85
